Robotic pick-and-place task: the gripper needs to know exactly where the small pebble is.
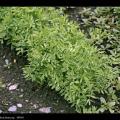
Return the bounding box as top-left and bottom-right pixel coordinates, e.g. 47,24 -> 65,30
13,59 -> 16,63
19,94 -> 23,98
33,104 -> 38,109
3,55 -> 5,58
21,89 -> 23,92
0,109 -> 2,113
39,107 -> 51,113
17,103 -> 22,108
5,59 -> 9,65
30,102 -> 33,105
8,106 -> 17,112
25,100 -> 29,102
9,84 -> 18,91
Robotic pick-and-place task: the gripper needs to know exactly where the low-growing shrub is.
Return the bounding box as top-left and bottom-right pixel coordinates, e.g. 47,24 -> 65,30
0,7 -> 117,113
65,7 -> 120,73
65,7 -> 120,112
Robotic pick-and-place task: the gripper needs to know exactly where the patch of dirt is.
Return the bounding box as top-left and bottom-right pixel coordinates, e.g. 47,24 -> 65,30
0,44 -> 76,113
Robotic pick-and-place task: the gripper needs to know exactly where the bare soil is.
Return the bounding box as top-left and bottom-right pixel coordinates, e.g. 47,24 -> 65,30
0,44 -> 76,113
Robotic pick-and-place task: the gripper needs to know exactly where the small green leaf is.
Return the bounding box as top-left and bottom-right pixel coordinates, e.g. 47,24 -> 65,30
99,108 -> 105,113
108,102 -> 115,107
109,109 -> 114,113
116,83 -> 120,90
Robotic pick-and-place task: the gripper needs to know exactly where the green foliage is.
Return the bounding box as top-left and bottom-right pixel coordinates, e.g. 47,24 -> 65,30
24,24 -> 115,112
65,7 -> 120,113
0,7 -> 117,113
67,7 -> 120,72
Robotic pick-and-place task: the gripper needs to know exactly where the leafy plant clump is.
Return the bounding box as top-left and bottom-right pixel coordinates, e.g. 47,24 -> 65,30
65,7 -> 120,113
65,7 -> 120,73
0,7 -> 117,113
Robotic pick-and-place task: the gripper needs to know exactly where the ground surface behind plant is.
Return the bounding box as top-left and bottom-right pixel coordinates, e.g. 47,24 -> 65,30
0,45 -> 76,113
